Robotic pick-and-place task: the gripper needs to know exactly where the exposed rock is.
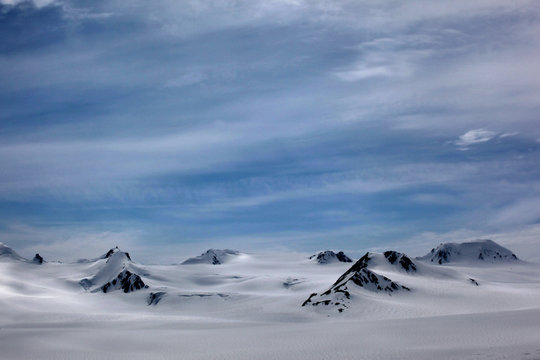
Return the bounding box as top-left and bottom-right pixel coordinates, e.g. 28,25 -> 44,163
32,253 -> 44,264
100,270 -> 148,293
384,251 -> 416,271
309,250 -> 352,264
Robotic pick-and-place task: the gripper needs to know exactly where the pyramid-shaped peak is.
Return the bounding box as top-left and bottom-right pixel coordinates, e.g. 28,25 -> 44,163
309,250 -> 352,264
302,252 -> 410,312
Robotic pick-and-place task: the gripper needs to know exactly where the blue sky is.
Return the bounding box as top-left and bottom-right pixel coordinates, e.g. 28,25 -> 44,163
1,0 -> 540,262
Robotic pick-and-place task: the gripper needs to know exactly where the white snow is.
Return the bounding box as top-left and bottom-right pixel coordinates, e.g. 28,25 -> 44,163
1,241 -> 540,359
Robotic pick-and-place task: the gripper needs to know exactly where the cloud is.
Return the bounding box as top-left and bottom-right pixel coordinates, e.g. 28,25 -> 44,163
0,0 -> 55,8
1,0 -> 540,256
163,71 -> 206,88
454,128 -> 497,149
489,196 -> 540,228
499,131 -> 519,138
334,35 -> 437,82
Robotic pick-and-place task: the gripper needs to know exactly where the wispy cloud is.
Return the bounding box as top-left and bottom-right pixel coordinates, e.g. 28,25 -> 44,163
334,34 -> 438,81
454,128 -> 497,150
499,131 -> 519,139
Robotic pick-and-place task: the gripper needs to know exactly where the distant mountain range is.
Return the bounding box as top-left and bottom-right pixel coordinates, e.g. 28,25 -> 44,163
302,240 -> 521,312
0,240 -> 526,311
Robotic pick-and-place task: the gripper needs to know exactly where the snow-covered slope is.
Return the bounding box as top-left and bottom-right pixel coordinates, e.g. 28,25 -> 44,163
309,250 -> 352,264
182,249 -> 241,265
0,242 -> 28,262
1,240 -> 540,359
79,248 -> 147,293
418,239 -> 519,264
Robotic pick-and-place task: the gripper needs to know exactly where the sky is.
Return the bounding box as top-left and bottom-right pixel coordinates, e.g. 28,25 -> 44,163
1,0 -> 540,263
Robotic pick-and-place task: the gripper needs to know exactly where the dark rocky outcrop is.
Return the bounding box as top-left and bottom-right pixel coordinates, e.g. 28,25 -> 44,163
384,251 -> 416,271
309,250 -> 352,264
32,253 -> 44,264
101,270 -> 148,293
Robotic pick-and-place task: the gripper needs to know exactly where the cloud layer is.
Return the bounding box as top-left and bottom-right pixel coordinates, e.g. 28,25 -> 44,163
1,0 -> 540,261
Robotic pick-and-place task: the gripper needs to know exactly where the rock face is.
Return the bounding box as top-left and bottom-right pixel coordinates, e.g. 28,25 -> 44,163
383,251 -> 416,271
309,250 -> 352,264
418,239 -> 519,265
182,249 -> 240,265
302,252 -> 411,312
101,270 -> 147,293
32,253 -> 44,264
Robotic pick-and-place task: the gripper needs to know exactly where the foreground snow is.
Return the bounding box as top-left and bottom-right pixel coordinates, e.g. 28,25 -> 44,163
1,241 -> 540,359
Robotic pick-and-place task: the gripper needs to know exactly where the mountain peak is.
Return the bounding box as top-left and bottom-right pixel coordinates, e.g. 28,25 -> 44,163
0,242 -> 27,262
309,250 -> 352,264
302,252 -> 411,312
418,239 -> 519,265
102,246 -> 132,261
182,249 -> 240,265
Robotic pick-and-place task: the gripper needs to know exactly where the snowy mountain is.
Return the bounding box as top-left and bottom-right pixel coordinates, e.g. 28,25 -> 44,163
309,250 -> 352,264
418,239 -> 519,264
75,246 -> 132,263
79,248 -> 147,293
302,252 -> 412,312
182,249 -> 241,265
0,242 -> 28,262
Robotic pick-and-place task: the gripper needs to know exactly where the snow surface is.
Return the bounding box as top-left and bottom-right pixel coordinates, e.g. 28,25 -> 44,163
1,241 -> 540,359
